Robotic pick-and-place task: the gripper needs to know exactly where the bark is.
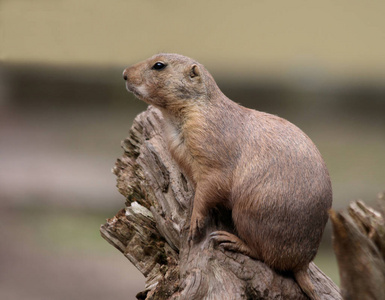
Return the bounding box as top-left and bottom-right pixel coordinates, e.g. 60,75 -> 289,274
330,194 -> 385,300
100,106 -> 341,300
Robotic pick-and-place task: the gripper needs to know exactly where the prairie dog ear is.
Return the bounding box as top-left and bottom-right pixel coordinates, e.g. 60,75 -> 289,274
189,64 -> 201,78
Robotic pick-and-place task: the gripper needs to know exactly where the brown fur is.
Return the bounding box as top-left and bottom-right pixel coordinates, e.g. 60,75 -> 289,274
123,53 -> 332,299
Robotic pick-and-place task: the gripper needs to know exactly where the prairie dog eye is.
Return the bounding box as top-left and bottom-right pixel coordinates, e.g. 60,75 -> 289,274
152,62 -> 167,70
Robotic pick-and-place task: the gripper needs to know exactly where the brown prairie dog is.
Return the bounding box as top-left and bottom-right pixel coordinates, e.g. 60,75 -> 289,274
123,53 -> 332,300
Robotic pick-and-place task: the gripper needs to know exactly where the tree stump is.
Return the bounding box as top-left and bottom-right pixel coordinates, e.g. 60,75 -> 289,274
330,194 -> 385,300
100,106 -> 341,300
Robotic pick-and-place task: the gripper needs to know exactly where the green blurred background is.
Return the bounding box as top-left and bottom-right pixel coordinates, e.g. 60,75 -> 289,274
1,1 -> 384,299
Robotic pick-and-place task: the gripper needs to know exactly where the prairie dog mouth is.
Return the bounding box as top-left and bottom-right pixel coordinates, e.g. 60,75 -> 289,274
135,84 -> 148,97
126,82 -> 148,99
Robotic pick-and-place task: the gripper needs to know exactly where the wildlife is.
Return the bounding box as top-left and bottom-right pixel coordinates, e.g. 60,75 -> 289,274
123,53 -> 333,299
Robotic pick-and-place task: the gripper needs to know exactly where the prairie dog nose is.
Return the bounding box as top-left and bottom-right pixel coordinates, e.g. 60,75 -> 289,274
122,69 -> 128,81
122,68 -> 144,85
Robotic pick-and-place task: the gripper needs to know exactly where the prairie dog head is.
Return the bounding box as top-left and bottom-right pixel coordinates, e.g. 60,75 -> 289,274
123,53 -> 219,110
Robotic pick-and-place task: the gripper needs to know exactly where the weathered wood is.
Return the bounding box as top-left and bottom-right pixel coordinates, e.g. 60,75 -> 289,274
100,106 -> 341,299
330,194 -> 385,300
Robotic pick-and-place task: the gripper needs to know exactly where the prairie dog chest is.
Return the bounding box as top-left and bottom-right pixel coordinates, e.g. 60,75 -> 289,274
164,120 -> 184,154
163,117 -> 200,183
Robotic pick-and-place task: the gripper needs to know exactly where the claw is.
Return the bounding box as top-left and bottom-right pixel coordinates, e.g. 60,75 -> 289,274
188,213 -> 206,245
210,231 -> 254,258
210,231 -> 236,244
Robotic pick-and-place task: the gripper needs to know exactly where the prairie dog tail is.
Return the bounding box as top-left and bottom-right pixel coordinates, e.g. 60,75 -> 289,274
294,267 -> 320,300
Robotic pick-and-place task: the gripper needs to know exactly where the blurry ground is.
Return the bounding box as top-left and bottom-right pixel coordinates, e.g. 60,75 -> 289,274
0,91 -> 148,298
0,64 -> 384,299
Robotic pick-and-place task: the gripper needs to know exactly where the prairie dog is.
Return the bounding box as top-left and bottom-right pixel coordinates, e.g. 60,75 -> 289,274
123,53 -> 332,300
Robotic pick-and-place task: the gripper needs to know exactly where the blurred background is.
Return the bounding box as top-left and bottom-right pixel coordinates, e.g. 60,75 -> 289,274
1,1 -> 384,299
